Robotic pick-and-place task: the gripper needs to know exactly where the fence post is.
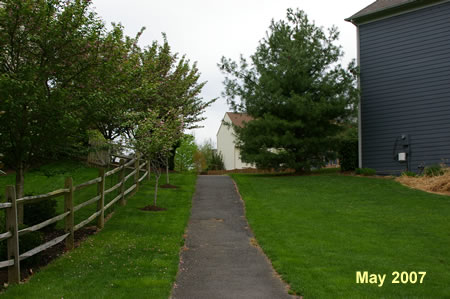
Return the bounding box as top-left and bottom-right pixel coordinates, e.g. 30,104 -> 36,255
147,159 -> 151,181
134,154 -> 140,193
6,186 -> 20,284
119,159 -> 126,206
97,168 -> 105,229
64,177 -> 74,250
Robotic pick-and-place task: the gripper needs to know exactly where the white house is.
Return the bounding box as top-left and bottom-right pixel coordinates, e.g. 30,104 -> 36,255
217,112 -> 254,170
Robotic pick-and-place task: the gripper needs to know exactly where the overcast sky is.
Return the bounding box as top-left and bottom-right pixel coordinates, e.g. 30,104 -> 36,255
92,0 -> 374,146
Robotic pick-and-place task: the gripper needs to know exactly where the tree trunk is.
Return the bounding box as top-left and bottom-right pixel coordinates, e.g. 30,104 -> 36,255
154,175 -> 159,207
294,166 -> 311,175
166,158 -> 169,185
168,145 -> 178,170
15,161 -> 25,224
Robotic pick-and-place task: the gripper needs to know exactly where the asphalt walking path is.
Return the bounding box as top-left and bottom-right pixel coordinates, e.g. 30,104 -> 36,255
171,175 -> 292,299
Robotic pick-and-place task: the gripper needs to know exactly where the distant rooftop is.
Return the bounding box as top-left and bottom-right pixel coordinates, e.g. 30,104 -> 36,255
226,112 -> 253,128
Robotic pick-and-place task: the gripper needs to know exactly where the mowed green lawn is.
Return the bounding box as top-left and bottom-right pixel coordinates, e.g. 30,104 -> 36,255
232,173 -> 450,298
0,163 -> 196,298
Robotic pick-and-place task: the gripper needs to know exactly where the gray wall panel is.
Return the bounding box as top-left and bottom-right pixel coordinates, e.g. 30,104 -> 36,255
359,1 -> 450,174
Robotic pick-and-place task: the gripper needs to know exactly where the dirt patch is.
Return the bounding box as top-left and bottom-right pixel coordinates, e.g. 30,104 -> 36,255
0,226 -> 98,286
140,205 -> 167,211
396,169 -> 450,196
249,237 -> 259,247
160,184 -> 178,189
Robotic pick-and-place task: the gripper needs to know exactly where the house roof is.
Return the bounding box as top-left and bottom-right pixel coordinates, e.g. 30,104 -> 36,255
226,112 -> 253,128
347,0 -> 414,21
346,0 -> 446,24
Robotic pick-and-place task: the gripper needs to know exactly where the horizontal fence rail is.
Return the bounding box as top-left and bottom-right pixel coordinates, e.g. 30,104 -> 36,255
0,154 -> 150,284
124,169 -> 137,182
20,233 -> 70,262
73,195 -> 101,213
73,177 -> 102,191
18,212 -> 70,236
138,171 -> 149,183
0,232 -> 12,242
17,189 -> 70,204
104,181 -> 122,195
0,203 -> 12,209
124,184 -> 136,197
104,194 -> 122,211
105,165 -> 123,177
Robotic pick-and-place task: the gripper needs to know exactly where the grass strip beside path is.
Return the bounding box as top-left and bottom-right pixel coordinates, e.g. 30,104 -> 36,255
231,173 -> 450,298
2,173 -> 196,298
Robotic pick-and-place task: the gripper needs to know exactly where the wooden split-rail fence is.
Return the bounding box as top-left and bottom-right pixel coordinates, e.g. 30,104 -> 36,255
0,154 -> 151,284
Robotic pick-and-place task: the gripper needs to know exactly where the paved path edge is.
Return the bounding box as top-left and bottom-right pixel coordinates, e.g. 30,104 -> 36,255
230,178 -> 299,298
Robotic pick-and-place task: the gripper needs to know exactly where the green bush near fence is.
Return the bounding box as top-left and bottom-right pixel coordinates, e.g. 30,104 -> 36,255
0,224 -> 43,268
23,195 -> 58,231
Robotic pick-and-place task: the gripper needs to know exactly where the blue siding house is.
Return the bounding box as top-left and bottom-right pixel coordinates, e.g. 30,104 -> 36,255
346,0 -> 450,174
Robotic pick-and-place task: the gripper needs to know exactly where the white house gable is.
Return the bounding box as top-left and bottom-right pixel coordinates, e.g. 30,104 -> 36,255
216,112 -> 254,170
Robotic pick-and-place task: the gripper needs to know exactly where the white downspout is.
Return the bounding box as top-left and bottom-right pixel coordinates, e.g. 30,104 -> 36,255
357,25 -> 362,168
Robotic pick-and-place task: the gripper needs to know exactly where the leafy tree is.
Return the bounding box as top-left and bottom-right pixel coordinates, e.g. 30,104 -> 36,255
0,0 -> 213,207
0,0 -> 104,198
175,134 -> 197,172
219,9 -> 359,173
125,108 -> 182,207
124,36 -> 214,183
129,36 -> 215,141
80,24 -> 143,140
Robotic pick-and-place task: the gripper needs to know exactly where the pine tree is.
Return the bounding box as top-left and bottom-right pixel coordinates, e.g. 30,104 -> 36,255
220,9 -> 359,173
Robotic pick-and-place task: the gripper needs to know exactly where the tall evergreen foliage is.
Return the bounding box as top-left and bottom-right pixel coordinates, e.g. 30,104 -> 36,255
220,9 -> 359,173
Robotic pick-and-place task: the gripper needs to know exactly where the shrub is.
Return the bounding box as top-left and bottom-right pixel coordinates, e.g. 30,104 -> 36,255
355,168 -> 376,176
0,197 -> 46,268
401,171 -> 417,177
197,139 -> 225,171
424,164 -> 444,177
23,193 -> 58,231
208,151 -> 225,171
193,150 -> 207,173
337,128 -> 358,171
36,161 -> 82,177
18,226 -> 44,267
0,223 -> 43,268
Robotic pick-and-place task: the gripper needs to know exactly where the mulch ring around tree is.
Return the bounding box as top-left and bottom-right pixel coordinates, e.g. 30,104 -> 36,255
140,205 -> 167,212
159,184 -> 178,189
0,226 -> 98,288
